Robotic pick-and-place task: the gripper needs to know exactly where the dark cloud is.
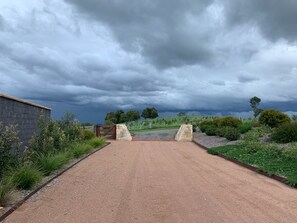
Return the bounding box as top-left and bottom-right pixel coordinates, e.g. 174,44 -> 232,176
65,0 -> 216,68
224,0 -> 297,42
1,0 -> 297,122
238,75 -> 259,83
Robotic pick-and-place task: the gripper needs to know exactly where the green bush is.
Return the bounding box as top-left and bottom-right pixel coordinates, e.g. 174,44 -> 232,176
222,127 -> 241,141
0,122 -> 21,177
243,127 -> 271,142
215,116 -> 243,128
83,130 -> 95,140
259,109 -> 291,128
205,126 -> 217,136
0,177 -> 14,205
238,123 -> 253,134
271,123 -> 297,143
199,120 -> 214,132
70,144 -> 93,158
283,147 -> 297,160
215,127 -> 227,137
11,165 -> 42,190
36,152 -> 70,176
87,137 -> 106,148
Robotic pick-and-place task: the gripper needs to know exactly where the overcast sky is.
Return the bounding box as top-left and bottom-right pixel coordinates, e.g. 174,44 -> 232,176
1,0 -> 297,122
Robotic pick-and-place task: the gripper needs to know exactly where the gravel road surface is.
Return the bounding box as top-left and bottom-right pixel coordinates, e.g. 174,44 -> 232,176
4,141 -> 297,223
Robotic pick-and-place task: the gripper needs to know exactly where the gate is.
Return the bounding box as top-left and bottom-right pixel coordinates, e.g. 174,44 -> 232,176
95,125 -> 116,139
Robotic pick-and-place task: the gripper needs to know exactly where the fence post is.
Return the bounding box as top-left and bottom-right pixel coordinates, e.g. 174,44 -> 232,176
95,125 -> 100,137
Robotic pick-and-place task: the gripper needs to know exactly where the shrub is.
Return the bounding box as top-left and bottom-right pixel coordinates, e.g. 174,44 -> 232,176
87,137 -> 106,148
222,127 -> 241,141
70,144 -> 93,158
0,178 -> 14,205
215,116 -> 243,128
11,165 -> 42,190
36,152 -> 70,176
271,123 -> 297,143
238,123 -> 253,134
205,126 -> 217,136
0,122 -> 21,177
199,120 -> 214,132
283,147 -> 297,160
259,109 -> 291,128
83,130 -> 95,140
215,127 -> 227,137
243,127 -> 271,142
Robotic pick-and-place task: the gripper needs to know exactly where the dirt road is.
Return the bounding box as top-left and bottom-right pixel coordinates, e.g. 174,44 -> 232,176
4,141 -> 297,223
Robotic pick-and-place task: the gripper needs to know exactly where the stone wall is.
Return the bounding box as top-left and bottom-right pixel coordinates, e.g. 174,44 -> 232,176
0,94 -> 51,150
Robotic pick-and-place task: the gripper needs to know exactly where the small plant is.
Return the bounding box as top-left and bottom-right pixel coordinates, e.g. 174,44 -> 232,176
0,122 -> 21,177
70,144 -> 93,158
243,127 -> 271,142
271,123 -> 297,143
0,177 -> 14,205
11,165 -> 42,190
199,120 -> 215,132
215,116 -> 243,128
283,147 -> 297,160
205,126 -> 217,136
259,109 -> 291,128
238,122 -> 253,134
83,130 -> 95,140
87,137 -> 106,148
36,152 -> 70,176
222,127 -> 240,141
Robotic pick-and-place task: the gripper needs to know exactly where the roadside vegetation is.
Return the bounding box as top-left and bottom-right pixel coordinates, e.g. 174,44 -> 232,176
206,98 -> 297,187
0,113 -> 105,206
127,116 -> 203,132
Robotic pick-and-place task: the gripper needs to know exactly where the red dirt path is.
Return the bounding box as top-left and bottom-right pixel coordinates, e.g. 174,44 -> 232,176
4,141 -> 297,223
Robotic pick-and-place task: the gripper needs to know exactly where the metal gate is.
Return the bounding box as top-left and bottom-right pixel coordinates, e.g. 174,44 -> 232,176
95,125 -> 116,139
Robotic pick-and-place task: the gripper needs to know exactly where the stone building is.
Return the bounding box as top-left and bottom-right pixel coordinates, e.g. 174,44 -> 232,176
0,93 -> 51,150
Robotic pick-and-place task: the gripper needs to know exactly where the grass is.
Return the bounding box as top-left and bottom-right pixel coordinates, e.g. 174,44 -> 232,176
0,178 -> 14,206
87,137 -> 106,148
127,116 -> 204,132
10,165 -> 43,190
208,143 -> 297,186
36,152 -> 70,176
0,137 -> 106,204
130,126 -> 180,132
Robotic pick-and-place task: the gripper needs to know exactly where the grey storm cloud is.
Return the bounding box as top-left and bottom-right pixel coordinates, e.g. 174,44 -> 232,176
224,0 -> 297,42
1,0 -> 297,122
65,0 -> 216,68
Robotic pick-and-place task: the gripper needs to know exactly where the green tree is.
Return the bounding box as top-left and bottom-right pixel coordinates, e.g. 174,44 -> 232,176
178,112 -> 186,117
141,107 -> 158,119
115,110 -> 126,123
150,107 -> 158,119
104,112 -> 116,124
250,96 -> 263,118
126,110 -> 140,122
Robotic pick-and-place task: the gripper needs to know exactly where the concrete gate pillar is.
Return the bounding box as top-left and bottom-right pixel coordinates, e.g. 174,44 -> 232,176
175,124 -> 193,142
116,124 -> 132,141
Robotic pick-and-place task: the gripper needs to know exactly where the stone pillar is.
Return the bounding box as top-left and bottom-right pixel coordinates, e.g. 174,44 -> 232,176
175,124 -> 193,142
116,124 -> 132,141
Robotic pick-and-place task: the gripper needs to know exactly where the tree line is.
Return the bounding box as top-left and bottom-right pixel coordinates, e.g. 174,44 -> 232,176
104,107 -> 159,124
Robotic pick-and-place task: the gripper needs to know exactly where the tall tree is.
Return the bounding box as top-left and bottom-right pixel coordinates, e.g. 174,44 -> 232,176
126,110 -> 140,122
115,110 -> 125,123
250,96 -> 263,118
104,112 -> 116,124
141,107 -> 158,119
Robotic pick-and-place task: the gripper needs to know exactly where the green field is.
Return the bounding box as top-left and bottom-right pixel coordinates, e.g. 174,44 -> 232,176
127,116 -> 205,132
